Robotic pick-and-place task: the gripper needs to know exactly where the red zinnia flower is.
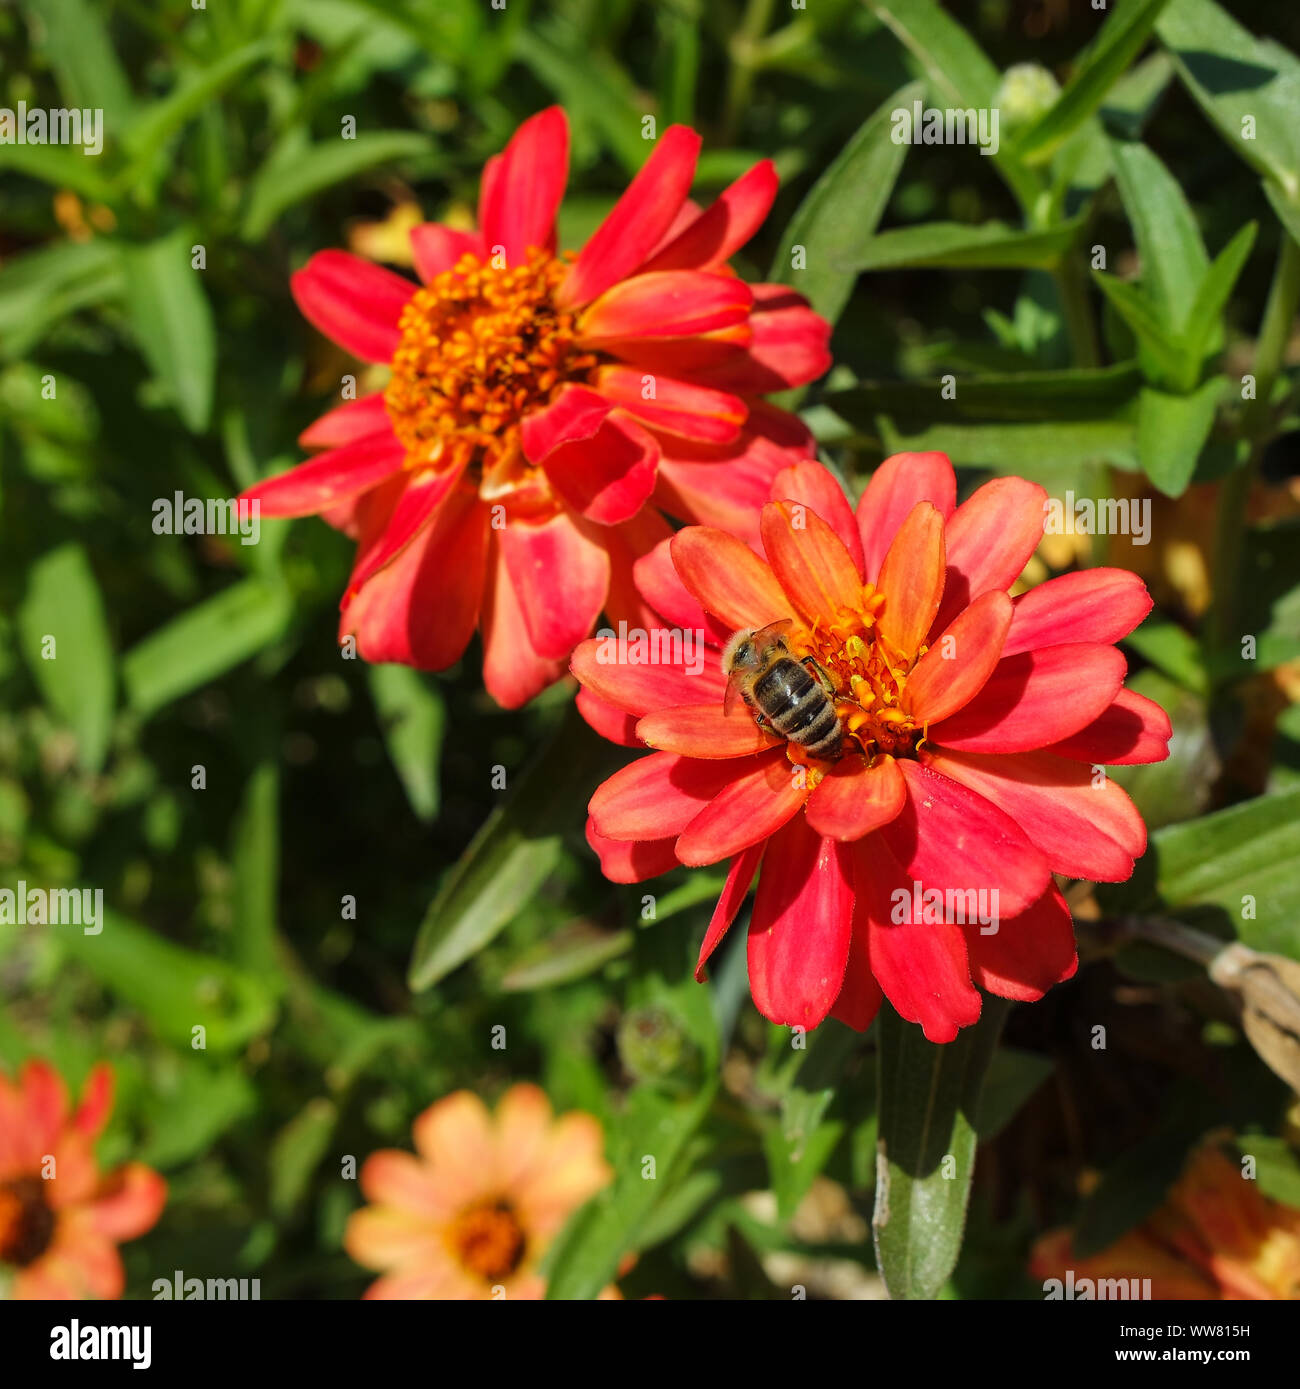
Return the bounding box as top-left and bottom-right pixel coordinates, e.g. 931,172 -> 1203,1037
572,454 -> 1172,1041
242,107 -> 830,707
0,1059 -> 166,1298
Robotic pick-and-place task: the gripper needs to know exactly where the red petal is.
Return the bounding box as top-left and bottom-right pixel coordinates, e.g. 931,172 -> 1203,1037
696,842 -> 764,980
854,834 -> 982,1044
541,413 -> 659,525
571,635 -> 725,715
654,453 -> 782,546
345,463 -> 466,593
761,498 -> 866,630
590,752 -> 740,842
299,392 -> 390,449
602,507 -> 675,636
579,271 -> 752,344
1045,688 -> 1172,765
576,687 -> 640,746
747,816 -> 855,1030
290,250 -> 413,363
676,749 -> 808,866
631,536 -> 732,647
686,288 -> 831,392
499,511 -> 609,660
410,224 -> 486,282
857,451 -> 957,583
964,882 -> 1077,1002
241,434 -> 406,517
481,537 -> 566,709
640,159 -> 778,273
880,760 -> 1052,918
805,754 -> 905,840
342,488 -> 488,670
638,703 -> 781,757
929,644 -> 1127,753
593,366 -> 746,444
829,917 -> 884,1032
521,384 -> 612,464
560,126 -> 702,308
73,1064 -> 114,1138
1002,568 -> 1153,657
670,526 -> 789,631
921,746 -> 1145,882
876,501 -> 945,655
477,106 -> 569,265
769,461 -> 865,576
903,590 -> 1012,725
586,818 -> 679,884
931,477 -> 1047,635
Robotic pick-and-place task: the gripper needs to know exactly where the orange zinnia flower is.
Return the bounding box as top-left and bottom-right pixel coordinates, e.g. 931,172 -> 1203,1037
572,454 -> 1172,1041
344,1084 -> 614,1298
1031,1140 -> 1300,1299
242,107 -> 830,707
0,1059 -> 166,1299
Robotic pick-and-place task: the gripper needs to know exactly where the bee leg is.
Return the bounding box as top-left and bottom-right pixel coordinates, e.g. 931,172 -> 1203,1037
800,656 -> 838,699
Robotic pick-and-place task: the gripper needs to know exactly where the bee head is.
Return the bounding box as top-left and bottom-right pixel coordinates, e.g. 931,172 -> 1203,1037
722,625 -> 790,674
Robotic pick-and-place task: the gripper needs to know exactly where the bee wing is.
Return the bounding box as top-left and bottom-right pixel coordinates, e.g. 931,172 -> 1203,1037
723,665 -> 749,716
751,618 -> 795,646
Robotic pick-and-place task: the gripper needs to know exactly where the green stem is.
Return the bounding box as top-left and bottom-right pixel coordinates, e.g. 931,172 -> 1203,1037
1205,234 -> 1300,656
721,0 -> 778,144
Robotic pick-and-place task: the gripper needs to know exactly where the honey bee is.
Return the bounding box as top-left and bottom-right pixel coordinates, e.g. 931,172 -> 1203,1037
722,620 -> 844,762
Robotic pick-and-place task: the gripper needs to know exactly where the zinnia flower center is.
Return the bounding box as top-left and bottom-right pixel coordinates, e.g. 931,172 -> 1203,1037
447,1198 -> 527,1281
384,249 -> 596,479
796,588 -> 925,761
0,1177 -> 55,1267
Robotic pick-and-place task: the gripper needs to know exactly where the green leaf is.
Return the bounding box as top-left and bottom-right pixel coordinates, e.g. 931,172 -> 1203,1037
1092,271 -> 1189,386
0,144 -> 116,201
123,231 -> 217,432
828,363 -> 1142,429
872,418 -> 1139,476
1122,616 -> 1208,694
853,219 -> 1082,273
61,911 -> 277,1053
1181,221 -> 1258,368
499,922 -> 634,991
543,1083 -> 716,1299
122,578 -> 293,719
1135,376 -> 1224,496
231,762 -> 281,977
407,707 -> 622,991
122,40 -> 278,164
18,545 -> 115,773
873,999 -> 1008,1300
1014,0 -> 1174,166
1157,0 -> 1300,199
368,665 -> 445,823
242,132 -> 432,240
1109,140 -> 1208,335
0,241 -> 123,359
972,1048 -> 1054,1139
770,80 -> 920,328
34,0 -> 135,128
269,1098 -> 338,1218
1099,787 -> 1300,958
1264,180 -> 1300,251
1107,670 -> 1217,831
137,1065 -> 257,1170
866,0 -> 1039,209
1244,1136 -> 1300,1207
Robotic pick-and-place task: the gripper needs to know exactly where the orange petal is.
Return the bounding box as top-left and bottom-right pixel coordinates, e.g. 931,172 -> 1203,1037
359,1150 -> 457,1220
344,1207 -> 442,1271
760,499 -> 866,629
903,590 -> 1012,725
805,755 -> 906,840
675,749 -> 808,866
669,526 -> 789,631
80,1162 -> 166,1241
875,501 -> 945,655
637,703 -> 781,757
411,1092 -> 499,1202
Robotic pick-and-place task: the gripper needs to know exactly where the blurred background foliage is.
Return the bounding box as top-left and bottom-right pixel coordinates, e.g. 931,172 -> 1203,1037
2,0 -> 1300,1299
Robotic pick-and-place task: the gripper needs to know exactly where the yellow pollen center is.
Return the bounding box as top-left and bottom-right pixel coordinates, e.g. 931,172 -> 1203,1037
447,1198 -> 527,1282
384,249 -> 596,485
792,586 -> 927,765
0,1177 -> 55,1268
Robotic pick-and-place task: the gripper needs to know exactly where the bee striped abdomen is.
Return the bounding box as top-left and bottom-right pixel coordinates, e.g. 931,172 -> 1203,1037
751,659 -> 843,761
